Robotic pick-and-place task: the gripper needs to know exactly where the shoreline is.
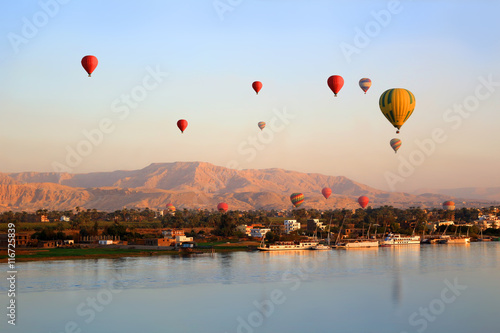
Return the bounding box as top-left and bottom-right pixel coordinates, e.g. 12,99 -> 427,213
0,244 -> 256,263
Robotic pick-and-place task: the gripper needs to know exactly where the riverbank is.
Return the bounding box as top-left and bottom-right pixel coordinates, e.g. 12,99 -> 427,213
0,241 -> 260,263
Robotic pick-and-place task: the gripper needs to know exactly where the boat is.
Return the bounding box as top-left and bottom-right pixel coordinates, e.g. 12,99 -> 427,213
333,240 -> 379,249
447,236 -> 470,244
258,240 -> 319,251
311,243 -> 331,250
380,233 -> 420,246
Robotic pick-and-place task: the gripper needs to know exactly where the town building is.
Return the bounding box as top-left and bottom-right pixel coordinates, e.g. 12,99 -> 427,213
162,229 -> 185,238
60,216 -> 70,222
250,228 -> 271,238
284,220 -> 301,234
307,219 -> 326,232
145,238 -> 175,247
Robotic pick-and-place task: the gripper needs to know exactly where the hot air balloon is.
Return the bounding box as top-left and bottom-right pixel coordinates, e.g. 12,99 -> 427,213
290,193 -> 304,208
177,119 -> 188,133
379,88 -> 416,134
217,202 -> 228,213
81,55 -> 98,77
390,138 -> 402,153
442,201 -> 455,211
359,78 -> 372,94
322,187 -> 332,199
327,75 -> 344,97
258,121 -> 266,131
166,203 -> 176,212
252,81 -> 262,94
358,196 -> 369,209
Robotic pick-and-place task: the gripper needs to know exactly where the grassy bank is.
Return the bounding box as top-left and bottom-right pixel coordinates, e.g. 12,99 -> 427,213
0,240 -> 260,262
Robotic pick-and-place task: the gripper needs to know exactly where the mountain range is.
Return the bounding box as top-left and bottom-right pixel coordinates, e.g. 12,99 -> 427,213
0,162 -> 496,212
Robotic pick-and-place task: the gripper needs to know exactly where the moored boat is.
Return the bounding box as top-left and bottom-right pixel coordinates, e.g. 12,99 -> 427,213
258,240 -> 319,251
311,244 -> 331,250
333,240 -> 379,249
381,233 -> 420,246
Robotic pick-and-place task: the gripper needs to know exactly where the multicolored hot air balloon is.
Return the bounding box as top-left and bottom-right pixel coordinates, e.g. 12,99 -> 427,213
252,81 -> 262,94
290,193 -> 304,208
322,187 -> 332,199
166,203 -> 176,213
379,88 -> 416,134
359,78 -> 372,94
217,202 -> 229,213
327,75 -> 344,97
358,196 -> 369,209
258,121 -> 266,130
81,55 -> 98,77
442,201 -> 455,211
390,138 -> 402,153
177,119 -> 188,133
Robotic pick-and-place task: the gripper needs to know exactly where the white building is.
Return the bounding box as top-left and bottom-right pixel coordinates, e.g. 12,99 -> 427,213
60,215 -> 70,222
427,221 -> 454,232
474,215 -> 500,230
284,220 -> 301,234
98,240 -> 113,245
250,228 -> 271,238
175,235 -> 194,243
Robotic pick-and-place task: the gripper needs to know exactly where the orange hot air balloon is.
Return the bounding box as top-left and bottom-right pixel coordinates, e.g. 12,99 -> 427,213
177,119 -> 188,133
358,196 -> 369,209
81,55 -> 98,77
252,81 -> 262,94
327,75 -> 344,97
442,201 -> 455,211
322,187 -> 332,199
166,203 -> 176,212
217,202 -> 228,213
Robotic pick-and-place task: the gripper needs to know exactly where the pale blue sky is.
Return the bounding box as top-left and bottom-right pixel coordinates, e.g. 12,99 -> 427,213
1,0 -> 499,193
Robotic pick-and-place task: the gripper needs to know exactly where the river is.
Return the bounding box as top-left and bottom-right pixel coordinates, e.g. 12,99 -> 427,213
1,243 -> 499,333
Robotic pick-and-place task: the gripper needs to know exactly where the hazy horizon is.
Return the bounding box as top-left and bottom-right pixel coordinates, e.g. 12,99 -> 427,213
2,1 -> 499,193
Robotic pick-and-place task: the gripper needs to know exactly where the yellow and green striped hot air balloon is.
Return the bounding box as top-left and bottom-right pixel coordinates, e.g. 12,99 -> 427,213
379,88 -> 415,134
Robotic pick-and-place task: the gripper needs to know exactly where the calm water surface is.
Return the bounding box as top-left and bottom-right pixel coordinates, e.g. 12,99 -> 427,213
1,243 -> 499,333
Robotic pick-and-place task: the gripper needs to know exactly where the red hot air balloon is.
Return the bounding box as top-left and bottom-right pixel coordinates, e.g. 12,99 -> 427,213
327,75 -> 344,97
177,119 -> 188,133
322,187 -> 332,199
252,81 -> 262,94
81,55 -> 98,77
217,202 -> 228,213
358,196 -> 369,209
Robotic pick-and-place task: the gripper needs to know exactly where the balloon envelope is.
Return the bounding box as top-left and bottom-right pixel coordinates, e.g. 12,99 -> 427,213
327,75 -> 344,97
322,187 -> 332,199
290,193 -> 304,208
379,88 -> 416,133
81,55 -> 98,77
217,202 -> 229,213
390,138 -> 402,153
252,81 -> 263,94
359,78 -> 372,93
358,196 -> 369,209
442,201 -> 455,211
177,119 -> 188,133
258,121 -> 266,130
166,203 -> 176,212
